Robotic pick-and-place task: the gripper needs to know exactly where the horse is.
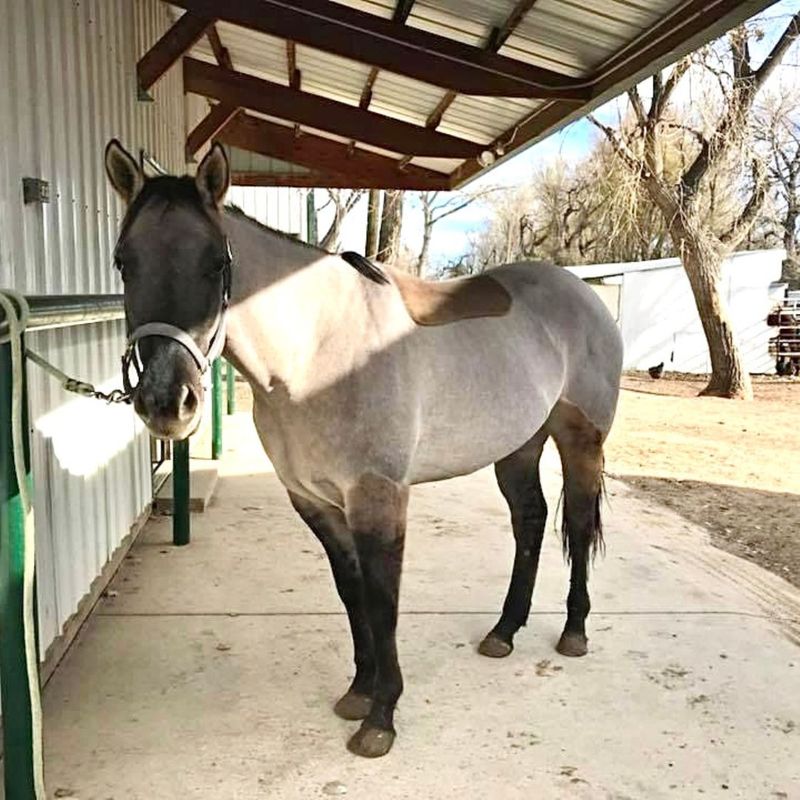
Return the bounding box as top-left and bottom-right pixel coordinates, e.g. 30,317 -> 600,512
105,140 -> 623,759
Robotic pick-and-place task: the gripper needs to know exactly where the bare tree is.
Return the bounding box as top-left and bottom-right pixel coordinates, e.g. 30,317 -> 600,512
757,92 -> 800,288
365,189 -> 381,259
590,14 -> 800,398
414,188 -> 500,277
377,190 -> 404,263
319,189 -> 364,252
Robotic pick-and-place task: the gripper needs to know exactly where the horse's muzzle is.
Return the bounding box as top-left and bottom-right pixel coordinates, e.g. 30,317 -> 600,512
133,366 -> 203,441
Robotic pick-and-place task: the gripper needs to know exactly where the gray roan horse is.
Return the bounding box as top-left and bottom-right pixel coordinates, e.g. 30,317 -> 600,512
105,140 -> 623,758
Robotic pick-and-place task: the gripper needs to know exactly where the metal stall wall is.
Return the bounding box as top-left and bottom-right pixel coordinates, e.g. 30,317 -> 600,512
0,0 -> 187,659
227,186 -> 310,240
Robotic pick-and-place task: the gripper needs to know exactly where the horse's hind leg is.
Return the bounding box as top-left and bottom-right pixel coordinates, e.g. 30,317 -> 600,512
547,402 -> 606,657
479,428 -> 549,659
288,492 -> 375,721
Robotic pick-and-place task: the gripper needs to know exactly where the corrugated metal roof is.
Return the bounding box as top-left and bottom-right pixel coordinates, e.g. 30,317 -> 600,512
175,0 -> 775,187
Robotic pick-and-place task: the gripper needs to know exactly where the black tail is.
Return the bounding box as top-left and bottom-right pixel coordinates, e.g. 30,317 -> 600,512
560,477 -> 606,564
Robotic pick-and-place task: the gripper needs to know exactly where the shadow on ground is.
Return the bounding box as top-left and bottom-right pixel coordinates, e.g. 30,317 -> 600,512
616,475 -> 800,589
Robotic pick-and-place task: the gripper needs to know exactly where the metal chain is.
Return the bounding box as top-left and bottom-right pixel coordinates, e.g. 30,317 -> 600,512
25,349 -> 131,404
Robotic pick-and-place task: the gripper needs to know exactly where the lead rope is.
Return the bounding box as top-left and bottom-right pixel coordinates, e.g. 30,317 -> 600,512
0,289 -> 47,800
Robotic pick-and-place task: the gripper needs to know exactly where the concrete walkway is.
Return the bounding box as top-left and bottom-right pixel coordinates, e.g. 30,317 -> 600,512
39,412 -> 799,800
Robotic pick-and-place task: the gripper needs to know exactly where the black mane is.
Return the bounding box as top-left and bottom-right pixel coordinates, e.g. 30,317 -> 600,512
340,251 -> 390,285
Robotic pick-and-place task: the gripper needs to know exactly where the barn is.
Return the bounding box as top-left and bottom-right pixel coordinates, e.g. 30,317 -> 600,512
0,1 -> 788,797
569,249 -> 788,374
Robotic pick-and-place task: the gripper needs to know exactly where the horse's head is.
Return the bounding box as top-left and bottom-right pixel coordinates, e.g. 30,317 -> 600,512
105,140 -> 231,440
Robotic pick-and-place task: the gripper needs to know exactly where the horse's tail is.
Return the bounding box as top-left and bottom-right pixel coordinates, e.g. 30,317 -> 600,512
560,473 -> 606,564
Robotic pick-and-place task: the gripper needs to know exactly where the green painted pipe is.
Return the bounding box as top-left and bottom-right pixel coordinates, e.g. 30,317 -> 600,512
226,360 -> 235,415
0,341 -> 44,799
172,438 -> 190,547
211,359 -> 223,460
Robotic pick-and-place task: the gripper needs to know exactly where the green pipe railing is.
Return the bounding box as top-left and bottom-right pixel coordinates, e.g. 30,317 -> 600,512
211,359 -> 223,460
0,339 -> 40,800
226,360 -> 236,415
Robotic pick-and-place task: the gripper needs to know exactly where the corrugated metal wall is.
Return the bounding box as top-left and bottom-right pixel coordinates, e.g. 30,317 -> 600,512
0,0 -> 187,656
228,185 -> 310,239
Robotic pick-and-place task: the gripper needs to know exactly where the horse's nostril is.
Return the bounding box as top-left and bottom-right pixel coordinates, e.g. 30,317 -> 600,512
178,384 -> 199,420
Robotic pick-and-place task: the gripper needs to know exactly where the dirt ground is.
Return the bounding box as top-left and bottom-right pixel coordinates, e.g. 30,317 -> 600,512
229,373 -> 800,587
606,373 -> 800,587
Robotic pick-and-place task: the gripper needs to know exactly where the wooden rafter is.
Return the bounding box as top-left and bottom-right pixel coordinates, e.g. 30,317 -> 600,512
206,25 -> 233,69
184,24 -> 240,160
168,0 -> 589,99
137,12 -> 213,92
219,113 -> 451,189
184,57 -> 484,159
186,103 -> 240,160
355,1 -> 416,163
427,0 -> 538,130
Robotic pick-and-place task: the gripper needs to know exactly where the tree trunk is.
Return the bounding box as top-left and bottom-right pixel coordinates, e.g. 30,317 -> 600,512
673,225 -> 753,399
377,190 -> 403,263
415,207 -> 432,278
365,189 -> 380,259
320,207 -> 343,251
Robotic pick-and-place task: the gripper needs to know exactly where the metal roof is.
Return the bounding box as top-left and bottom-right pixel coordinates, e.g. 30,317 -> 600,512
156,0 -> 778,188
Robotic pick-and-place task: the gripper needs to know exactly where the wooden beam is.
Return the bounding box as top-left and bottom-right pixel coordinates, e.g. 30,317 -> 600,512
219,113 -> 451,189
169,0 -> 590,99
186,103 -> 241,160
427,0 -> 537,129
231,171 -> 447,189
487,0 -> 538,51
184,57 -> 484,159
393,0 -> 415,24
137,12 -> 213,92
206,25 -> 233,69
286,41 -> 302,89
360,68 -> 379,111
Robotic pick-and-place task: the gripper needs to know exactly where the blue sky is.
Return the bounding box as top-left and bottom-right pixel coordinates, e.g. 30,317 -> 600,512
326,0 -> 800,268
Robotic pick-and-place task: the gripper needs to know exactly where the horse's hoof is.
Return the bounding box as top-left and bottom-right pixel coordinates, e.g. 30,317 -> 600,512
556,631 -> 588,657
334,691 -> 372,721
478,633 -> 513,658
347,724 -> 395,758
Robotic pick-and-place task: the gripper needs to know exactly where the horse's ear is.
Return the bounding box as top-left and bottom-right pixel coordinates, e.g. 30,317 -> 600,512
195,143 -> 230,208
105,139 -> 143,204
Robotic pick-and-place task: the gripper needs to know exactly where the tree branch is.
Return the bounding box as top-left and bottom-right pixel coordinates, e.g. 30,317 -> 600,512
719,159 -> 768,247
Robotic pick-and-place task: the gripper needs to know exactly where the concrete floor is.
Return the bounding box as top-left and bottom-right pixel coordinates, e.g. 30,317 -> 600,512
38,412 -> 800,800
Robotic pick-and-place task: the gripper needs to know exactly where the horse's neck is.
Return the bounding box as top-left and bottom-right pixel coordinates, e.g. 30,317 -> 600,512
222,215 -> 369,396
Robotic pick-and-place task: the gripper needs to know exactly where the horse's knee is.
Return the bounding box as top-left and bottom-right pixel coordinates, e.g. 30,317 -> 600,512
345,473 -> 409,538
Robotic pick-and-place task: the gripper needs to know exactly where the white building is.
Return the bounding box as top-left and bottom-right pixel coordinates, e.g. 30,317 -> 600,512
568,250 -> 786,374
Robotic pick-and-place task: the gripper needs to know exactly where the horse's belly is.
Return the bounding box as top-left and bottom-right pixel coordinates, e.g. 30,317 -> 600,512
407,322 -> 564,484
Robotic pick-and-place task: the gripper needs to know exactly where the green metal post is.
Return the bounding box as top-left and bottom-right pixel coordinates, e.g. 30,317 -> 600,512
211,358 -> 223,460
226,360 -> 235,415
172,438 -> 190,546
306,189 -> 318,246
0,340 -> 45,799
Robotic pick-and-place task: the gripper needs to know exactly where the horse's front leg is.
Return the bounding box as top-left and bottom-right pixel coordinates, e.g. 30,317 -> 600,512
344,474 -> 409,758
288,492 -> 376,721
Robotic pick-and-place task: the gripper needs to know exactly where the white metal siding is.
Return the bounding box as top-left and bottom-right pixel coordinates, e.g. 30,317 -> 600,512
227,186 -> 309,240
0,0 -> 187,656
570,251 -> 784,374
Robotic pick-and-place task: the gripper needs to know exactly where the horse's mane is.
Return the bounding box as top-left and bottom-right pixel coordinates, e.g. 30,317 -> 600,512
225,204 -> 389,285
339,251 -> 390,285
224,203 -> 325,254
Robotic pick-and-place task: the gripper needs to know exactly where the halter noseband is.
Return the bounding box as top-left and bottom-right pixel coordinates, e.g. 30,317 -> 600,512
121,238 -> 233,397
